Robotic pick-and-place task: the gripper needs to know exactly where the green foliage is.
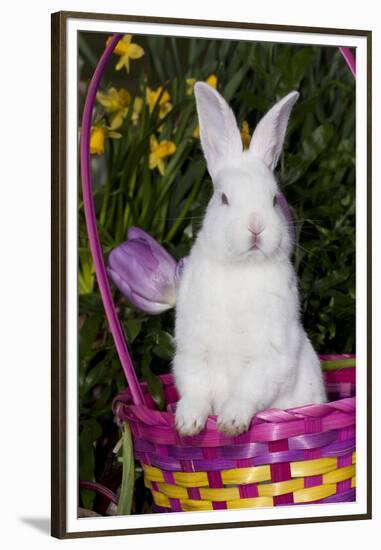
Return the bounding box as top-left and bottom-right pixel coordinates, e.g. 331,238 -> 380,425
78,33 -> 355,514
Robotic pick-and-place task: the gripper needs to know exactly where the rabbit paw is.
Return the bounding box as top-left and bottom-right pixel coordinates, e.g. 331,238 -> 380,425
217,400 -> 253,436
175,398 -> 209,436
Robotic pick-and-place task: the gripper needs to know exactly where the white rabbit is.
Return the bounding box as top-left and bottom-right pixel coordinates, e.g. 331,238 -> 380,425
173,82 -> 327,437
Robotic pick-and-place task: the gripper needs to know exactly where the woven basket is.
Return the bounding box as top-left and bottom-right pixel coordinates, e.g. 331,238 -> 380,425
112,355 -> 355,512
79,35 -> 356,514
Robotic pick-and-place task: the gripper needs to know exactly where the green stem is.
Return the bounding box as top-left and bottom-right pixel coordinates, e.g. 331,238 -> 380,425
115,193 -> 125,243
123,168 -> 138,232
100,178 -> 112,228
116,423 -> 135,516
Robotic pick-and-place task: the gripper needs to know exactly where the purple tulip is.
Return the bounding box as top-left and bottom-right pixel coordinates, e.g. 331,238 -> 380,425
107,227 -> 177,314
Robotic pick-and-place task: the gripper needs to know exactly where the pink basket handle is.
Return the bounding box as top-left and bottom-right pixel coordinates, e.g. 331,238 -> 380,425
80,33 -> 144,406
79,35 -> 355,408
339,47 -> 356,78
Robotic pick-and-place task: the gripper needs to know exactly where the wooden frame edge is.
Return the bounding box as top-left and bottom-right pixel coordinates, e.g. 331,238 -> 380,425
55,10 -> 371,35
51,11 -> 67,539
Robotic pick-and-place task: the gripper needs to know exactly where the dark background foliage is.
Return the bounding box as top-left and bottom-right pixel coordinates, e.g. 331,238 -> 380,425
77,32 -> 355,514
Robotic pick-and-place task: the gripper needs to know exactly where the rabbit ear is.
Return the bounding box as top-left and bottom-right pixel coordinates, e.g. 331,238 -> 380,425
194,82 -> 242,178
249,91 -> 299,171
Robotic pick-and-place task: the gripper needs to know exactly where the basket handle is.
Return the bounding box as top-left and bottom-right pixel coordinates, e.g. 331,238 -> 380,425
339,47 -> 356,78
80,33 -> 144,406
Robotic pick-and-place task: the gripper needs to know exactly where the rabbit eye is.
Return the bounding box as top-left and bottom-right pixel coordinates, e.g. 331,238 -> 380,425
273,195 -> 278,207
221,193 -> 229,206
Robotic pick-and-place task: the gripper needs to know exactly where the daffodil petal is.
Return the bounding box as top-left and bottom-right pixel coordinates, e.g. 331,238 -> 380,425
116,53 -> 130,71
128,43 -> 145,59
186,78 -> 196,96
90,127 -> 106,155
96,92 -> 110,108
192,125 -> 200,139
158,159 -> 165,176
159,90 -> 171,105
150,135 -> 159,150
122,34 -> 132,45
206,74 -> 218,88
149,153 -> 157,170
159,102 -> 172,119
167,142 -> 176,155
109,112 -> 124,130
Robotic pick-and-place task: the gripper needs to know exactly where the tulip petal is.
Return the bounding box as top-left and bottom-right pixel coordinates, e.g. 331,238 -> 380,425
129,290 -> 174,314
108,266 -> 173,314
107,266 -> 133,300
107,229 -> 179,313
108,242 -> 159,286
121,240 -> 160,271
127,227 -> 177,271
108,239 -> 176,303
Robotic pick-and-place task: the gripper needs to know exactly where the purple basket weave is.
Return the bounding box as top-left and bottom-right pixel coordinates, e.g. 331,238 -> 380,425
80,35 -> 356,513
111,355 -> 355,512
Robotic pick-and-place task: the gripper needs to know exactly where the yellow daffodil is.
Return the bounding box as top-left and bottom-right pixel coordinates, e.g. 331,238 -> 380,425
186,74 -> 218,96
186,78 -> 196,96
96,87 -> 131,130
149,135 -> 176,175
90,127 -> 106,155
192,126 -> 200,139
106,34 -> 144,72
146,86 -> 172,119
206,74 -> 218,89
131,97 -> 143,126
240,120 -> 251,149
90,126 -> 122,156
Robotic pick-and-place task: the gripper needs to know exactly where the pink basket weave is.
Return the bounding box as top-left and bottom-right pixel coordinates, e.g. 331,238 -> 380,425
80,35 -> 356,513
112,355 -> 355,512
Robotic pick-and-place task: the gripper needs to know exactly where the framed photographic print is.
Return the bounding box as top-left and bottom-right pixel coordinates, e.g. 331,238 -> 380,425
51,10 -> 372,539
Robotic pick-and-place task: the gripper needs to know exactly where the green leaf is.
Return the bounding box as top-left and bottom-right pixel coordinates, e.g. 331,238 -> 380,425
79,294 -> 104,314
141,353 -> 166,410
223,65 -> 250,102
81,352 -> 114,394
79,315 -> 103,361
152,331 -> 175,361
117,423 -> 135,515
125,319 -> 142,343
302,123 -> 334,161
78,419 -> 102,509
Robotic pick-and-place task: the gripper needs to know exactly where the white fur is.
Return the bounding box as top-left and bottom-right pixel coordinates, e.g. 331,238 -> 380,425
173,83 -> 327,436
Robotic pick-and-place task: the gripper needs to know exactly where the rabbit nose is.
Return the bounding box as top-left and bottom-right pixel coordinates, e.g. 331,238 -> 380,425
248,228 -> 262,247
248,214 -> 265,236
249,228 -> 262,238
